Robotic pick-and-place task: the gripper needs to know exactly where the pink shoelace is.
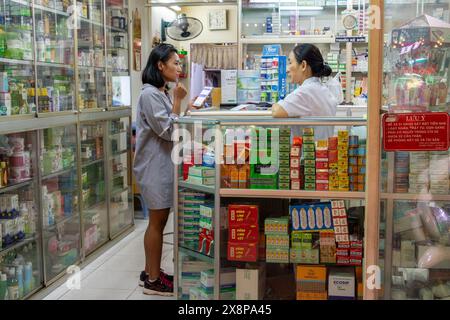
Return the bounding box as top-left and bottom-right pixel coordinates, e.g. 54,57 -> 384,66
159,271 -> 173,289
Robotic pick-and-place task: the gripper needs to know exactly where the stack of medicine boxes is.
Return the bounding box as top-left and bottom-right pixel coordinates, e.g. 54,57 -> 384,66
265,217 -> 289,263
328,137 -> 339,191
290,136 -> 302,190
179,191 -> 206,250
250,128 -> 278,189
315,139 -> 329,191
338,130 -> 350,191
302,128 -> 316,190
279,128 -> 291,190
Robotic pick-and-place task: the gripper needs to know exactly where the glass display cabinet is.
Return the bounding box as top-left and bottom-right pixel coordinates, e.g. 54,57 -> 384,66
34,1 -> 76,114
40,125 -> 80,283
80,121 -> 107,255
77,0 -> 107,111
0,130 -> 42,300
381,0 -> 450,300
106,0 -> 130,109
174,116 -> 368,300
108,116 -> 132,237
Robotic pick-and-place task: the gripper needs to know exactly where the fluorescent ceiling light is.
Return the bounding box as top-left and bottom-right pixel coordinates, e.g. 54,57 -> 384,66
170,5 -> 181,11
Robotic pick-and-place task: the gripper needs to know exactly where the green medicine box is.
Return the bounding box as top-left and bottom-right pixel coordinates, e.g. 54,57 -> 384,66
279,144 -> 291,153
303,152 -> 316,160
303,144 -> 315,152
279,159 -> 290,167
279,183 -> 290,190
279,152 -> 290,160
279,136 -> 291,144
304,167 -> 316,175
280,128 -> 291,137
304,182 -> 316,190
303,136 -> 315,144
305,175 -> 316,183
304,159 -> 316,167
279,167 -> 290,176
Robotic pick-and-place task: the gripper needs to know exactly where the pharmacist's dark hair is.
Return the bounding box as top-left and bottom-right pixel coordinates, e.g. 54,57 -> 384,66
292,44 -> 332,77
142,43 -> 178,88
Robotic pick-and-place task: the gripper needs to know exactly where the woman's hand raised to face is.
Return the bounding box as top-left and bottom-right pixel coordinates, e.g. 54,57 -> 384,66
173,82 -> 188,101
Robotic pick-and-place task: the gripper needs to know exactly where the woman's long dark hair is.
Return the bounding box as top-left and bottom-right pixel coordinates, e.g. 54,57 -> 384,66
292,44 -> 332,77
142,43 -> 178,88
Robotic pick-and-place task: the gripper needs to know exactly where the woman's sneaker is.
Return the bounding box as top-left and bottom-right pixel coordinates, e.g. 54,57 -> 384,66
139,270 -> 173,287
143,276 -> 174,296
139,271 -> 148,287
160,269 -> 174,283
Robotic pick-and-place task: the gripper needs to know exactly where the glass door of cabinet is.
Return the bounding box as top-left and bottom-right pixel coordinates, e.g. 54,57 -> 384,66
80,121 -> 108,255
105,0 -> 130,109
0,130 -> 43,300
382,0 -> 450,300
77,0 -> 107,111
0,0 -> 36,117
108,117 -> 132,237
40,125 -> 80,283
34,1 -> 76,114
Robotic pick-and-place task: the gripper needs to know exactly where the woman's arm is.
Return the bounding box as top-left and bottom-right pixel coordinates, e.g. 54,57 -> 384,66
272,103 -> 289,118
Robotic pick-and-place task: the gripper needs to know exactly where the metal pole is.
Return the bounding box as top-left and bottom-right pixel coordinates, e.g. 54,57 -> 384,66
364,0 -> 383,300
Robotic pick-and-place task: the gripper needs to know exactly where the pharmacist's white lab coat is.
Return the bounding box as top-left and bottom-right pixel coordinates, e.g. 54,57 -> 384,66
277,77 -> 338,140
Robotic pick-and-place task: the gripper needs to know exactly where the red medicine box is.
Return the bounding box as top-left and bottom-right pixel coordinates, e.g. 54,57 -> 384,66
229,225 -> 259,243
316,161 -> 329,169
228,205 -> 259,227
315,150 -> 328,159
227,242 -> 258,262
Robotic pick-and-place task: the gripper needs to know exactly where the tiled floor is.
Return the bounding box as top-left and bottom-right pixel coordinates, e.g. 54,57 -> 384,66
43,214 -> 175,300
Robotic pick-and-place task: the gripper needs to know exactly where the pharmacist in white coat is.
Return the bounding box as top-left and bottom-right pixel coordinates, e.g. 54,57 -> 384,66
272,44 -> 341,140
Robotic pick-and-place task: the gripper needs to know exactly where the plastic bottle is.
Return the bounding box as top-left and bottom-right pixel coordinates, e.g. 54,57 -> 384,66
16,265 -> 23,298
7,268 -> 19,300
0,273 -> 7,300
24,262 -> 32,293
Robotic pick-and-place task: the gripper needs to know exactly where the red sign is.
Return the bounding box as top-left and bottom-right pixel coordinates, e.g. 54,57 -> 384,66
383,112 -> 450,151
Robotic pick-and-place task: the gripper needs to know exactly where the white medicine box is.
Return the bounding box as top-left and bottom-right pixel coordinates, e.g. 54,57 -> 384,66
221,70 -> 237,104
328,267 -> 356,300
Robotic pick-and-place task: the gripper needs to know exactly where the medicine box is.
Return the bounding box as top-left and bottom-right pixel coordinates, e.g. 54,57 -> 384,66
229,225 -> 259,243
188,166 -> 215,177
228,242 -> 258,262
328,268 -> 356,300
296,265 -> 327,294
266,247 -> 289,263
290,203 -> 334,231
264,217 -> 289,234
200,268 -> 236,288
236,266 -> 266,300
290,248 -> 319,264
266,234 -> 290,248
228,205 -> 258,226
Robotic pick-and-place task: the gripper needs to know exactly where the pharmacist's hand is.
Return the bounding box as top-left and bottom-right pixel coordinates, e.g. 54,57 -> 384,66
173,82 -> 188,101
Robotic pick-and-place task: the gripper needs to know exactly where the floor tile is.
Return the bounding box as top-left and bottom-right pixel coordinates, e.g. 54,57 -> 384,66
127,287 -> 175,300
98,254 -> 145,272
43,285 -> 70,300
82,270 -> 140,290
60,288 -> 132,300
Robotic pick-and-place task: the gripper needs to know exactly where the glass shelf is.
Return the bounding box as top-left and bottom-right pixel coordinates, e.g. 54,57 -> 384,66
0,57 -> 33,65
34,4 -> 70,17
0,235 -> 37,256
81,158 -> 104,168
42,167 -> 75,180
179,246 -> 214,264
179,180 -> 215,194
0,179 -> 33,194
44,214 -> 78,231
